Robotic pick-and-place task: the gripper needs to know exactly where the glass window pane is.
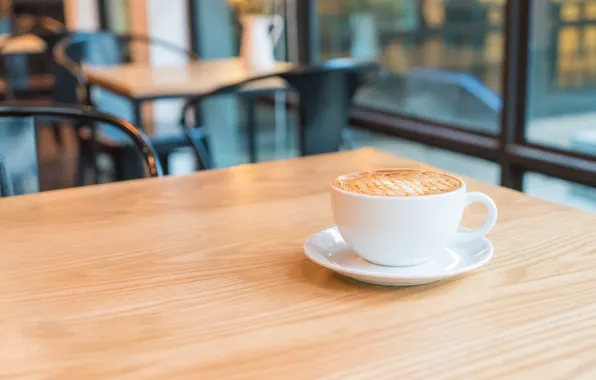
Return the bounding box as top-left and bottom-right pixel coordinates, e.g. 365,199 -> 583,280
316,0 -> 505,134
349,127 -> 500,184
527,0 -> 596,156
105,0 -> 131,34
524,172 -> 596,213
587,1 -> 596,20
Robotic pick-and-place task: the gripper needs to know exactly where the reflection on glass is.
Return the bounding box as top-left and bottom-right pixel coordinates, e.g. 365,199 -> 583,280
527,0 -> 596,156
316,0 -> 505,134
105,0 -> 131,34
348,127 -> 500,185
524,172 -> 596,213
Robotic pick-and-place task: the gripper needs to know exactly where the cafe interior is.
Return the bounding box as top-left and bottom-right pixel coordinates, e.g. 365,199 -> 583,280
1,0 -> 596,377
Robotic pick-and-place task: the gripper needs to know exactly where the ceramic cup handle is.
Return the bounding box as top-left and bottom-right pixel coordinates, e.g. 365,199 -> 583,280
456,192 -> 498,242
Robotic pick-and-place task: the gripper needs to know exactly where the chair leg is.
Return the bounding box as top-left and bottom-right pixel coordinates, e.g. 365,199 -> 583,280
76,130 -> 92,186
202,134 -> 211,156
195,135 -> 213,171
113,149 -> 126,182
90,125 -> 100,185
158,153 -> 170,175
181,122 -> 213,170
341,129 -> 356,150
113,147 -> 142,181
51,123 -> 63,148
76,143 -> 88,186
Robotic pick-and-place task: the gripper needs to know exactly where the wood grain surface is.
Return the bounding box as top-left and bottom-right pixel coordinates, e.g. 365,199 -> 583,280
0,148 -> 595,379
85,58 -> 292,99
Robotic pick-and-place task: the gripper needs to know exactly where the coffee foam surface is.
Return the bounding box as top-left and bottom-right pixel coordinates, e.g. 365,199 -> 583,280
333,169 -> 462,197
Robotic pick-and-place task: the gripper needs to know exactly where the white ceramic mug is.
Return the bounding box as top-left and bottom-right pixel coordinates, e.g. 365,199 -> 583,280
330,170 -> 498,267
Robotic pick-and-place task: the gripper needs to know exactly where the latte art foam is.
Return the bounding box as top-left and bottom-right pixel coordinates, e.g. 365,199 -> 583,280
333,169 -> 462,197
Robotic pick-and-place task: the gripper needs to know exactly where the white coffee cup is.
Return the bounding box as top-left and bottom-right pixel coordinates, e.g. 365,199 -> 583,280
330,169 -> 498,267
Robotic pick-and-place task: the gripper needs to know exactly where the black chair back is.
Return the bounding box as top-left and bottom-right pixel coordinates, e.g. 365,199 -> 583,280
280,59 -> 378,155
0,101 -> 163,197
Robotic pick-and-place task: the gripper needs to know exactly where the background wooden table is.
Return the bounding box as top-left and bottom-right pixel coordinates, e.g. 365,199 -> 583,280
85,58 -> 291,100
0,34 -> 46,55
1,148 -> 595,379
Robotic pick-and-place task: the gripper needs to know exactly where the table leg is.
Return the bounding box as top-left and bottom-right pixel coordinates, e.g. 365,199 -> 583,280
90,122 -> 100,184
83,84 -> 101,185
274,90 -> 287,159
245,97 -> 257,163
128,101 -> 145,178
132,101 -> 143,130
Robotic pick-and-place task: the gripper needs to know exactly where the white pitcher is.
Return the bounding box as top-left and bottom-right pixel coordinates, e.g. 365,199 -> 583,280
240,14 -> 284,70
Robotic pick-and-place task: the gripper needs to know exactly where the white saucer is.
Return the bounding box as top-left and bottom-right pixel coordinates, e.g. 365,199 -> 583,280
304,227 -> 494,286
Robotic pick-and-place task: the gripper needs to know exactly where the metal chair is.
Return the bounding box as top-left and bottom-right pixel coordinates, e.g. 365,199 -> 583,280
0,101 -> 163,197
179,58 -> 379,169
52,31 -> 199,179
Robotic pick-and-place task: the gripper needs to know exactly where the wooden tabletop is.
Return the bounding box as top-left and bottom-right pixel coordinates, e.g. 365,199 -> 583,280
0,34 -> 46,55
1,148 -> 595,379
85,58 -> 292,100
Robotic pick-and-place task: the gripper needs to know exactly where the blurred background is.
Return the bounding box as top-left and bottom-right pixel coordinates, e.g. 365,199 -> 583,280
1,0 -> 596,211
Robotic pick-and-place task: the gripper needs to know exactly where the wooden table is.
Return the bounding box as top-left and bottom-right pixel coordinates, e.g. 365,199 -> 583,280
0,34 -> 46,55
85,58 -> 291,101
3,148 -> 595,378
